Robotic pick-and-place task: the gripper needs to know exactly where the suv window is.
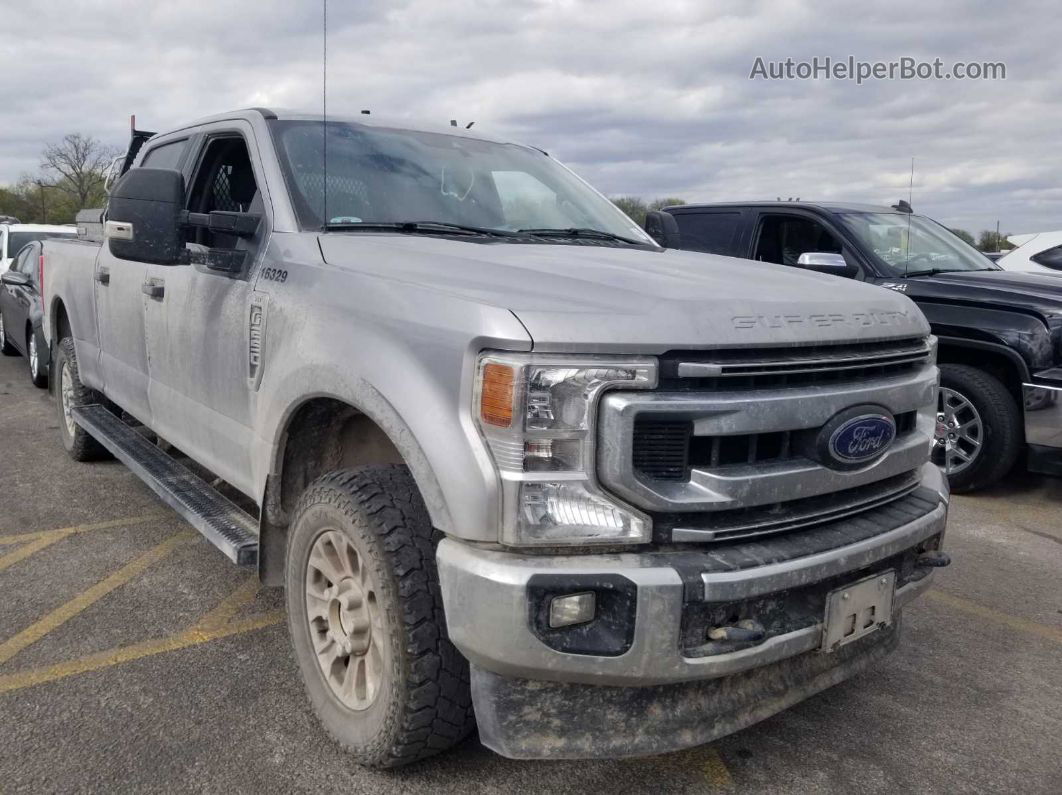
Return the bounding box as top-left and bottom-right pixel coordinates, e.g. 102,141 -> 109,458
186,136 -> 260,250
671,211 -> 742,255
1031,244 -> 1062,270
140,138 -> 189,170
754,214 -> 842,266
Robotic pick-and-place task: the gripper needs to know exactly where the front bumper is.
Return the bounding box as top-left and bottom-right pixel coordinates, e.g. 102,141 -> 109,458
437,462 -> 948,688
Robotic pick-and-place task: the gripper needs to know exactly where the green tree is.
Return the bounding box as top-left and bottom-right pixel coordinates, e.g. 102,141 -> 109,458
610,196 -> 687,227
949,228 -> 975,246
976,230 -> 1010,252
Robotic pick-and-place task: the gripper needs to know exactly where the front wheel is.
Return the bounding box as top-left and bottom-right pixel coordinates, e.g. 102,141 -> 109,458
285,465 -> 475,768
27,328 -> 47,388
932,364 -> 1022,492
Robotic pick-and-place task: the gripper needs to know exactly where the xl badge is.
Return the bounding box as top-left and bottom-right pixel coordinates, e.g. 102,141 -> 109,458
818,407 -> 896,469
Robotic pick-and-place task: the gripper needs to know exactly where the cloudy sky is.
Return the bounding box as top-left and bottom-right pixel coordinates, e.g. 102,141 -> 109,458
2,0 -> 1058,235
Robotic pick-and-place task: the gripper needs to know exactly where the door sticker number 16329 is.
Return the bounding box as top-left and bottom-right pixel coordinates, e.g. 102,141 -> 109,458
261,268 -> 288,283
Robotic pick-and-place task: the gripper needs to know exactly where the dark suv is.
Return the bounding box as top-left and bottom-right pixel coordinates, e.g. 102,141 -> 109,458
646,200 -> 1062,492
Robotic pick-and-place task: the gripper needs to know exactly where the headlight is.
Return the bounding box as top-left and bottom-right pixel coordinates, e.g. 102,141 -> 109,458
474,353 -> 657,546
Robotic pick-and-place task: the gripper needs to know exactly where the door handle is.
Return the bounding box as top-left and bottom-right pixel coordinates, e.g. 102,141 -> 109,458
142,282 -> 165,300
95,268 -> 110,285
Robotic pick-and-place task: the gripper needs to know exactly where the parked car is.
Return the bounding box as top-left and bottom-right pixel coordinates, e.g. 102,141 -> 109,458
645,200 -> 1062,491
0,223 -> 77,271
43,110 -> 948,766
996,230 -> 1062,274
0,240 -> 53,387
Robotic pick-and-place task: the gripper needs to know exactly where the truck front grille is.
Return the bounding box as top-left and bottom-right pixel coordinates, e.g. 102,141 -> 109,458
597,338 -> 938,544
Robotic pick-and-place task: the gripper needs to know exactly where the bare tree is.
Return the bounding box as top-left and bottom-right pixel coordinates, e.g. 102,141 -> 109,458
40,133 -> 120,209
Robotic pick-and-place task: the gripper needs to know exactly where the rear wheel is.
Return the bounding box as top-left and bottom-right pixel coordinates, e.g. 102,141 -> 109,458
27,328 -> 47,388
54,337 -> 107,461
285,465 -> 475,768
0,312 -> 15,355
932,364 -> 1021,491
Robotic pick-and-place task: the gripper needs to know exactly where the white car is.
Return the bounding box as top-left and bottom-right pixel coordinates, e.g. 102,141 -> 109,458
996,230 -> 1062,275
0,223 -> 77,270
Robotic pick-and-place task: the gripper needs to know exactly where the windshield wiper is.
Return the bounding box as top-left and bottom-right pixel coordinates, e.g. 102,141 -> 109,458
517,227 -> 646,245
323,221 -> 519,238
905,267 -> 998,277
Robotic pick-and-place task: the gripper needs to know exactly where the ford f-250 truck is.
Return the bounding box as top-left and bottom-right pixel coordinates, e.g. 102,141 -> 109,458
645,200 -> 1062,492
42,109 -> 949,767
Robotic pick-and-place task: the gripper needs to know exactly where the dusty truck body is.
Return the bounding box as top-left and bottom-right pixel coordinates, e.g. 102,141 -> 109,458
42,108 -> 949,766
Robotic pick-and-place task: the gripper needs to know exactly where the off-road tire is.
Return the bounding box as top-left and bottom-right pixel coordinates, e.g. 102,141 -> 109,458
285,465 -> 475,768
0,311 -> 15,355
54,337 -> 107,461
938,364 -> 1022,492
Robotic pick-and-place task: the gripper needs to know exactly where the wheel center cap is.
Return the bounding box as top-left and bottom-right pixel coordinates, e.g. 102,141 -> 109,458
327,578 -> 371,655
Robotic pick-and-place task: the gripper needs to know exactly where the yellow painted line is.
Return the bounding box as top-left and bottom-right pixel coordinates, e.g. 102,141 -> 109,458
0,514 -> 164,546
702,747 -> 735,790
928,590 -> 1062,645
0,532 -> 73,573
0,530 -> 195,665
0,610 -> 283,694
188,578 -> 261,635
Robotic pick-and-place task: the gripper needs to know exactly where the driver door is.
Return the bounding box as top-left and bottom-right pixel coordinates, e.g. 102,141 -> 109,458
142,123 -> 269,497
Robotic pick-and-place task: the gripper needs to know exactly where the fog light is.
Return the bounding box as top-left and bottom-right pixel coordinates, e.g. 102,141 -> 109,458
549,592 -> 596,628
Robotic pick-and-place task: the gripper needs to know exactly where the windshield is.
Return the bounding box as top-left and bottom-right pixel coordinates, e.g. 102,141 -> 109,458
6,230 -> 75,257
269,120 -> 654,245
837,212 -> 997,277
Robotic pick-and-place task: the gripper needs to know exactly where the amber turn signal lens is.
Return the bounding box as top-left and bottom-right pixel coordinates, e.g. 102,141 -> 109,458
480,363 -> 515,427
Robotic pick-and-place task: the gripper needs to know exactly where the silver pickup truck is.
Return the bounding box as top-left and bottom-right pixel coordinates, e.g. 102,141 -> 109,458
42,108 -> 949,767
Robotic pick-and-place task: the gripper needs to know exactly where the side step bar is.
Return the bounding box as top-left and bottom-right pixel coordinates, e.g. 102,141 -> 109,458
72,404 -> 259,566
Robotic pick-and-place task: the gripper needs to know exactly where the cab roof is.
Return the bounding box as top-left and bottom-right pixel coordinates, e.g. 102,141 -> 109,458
667,201 -> 902,215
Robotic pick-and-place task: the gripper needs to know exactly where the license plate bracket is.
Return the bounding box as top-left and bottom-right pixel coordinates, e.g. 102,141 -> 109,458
821,570 -> 896,652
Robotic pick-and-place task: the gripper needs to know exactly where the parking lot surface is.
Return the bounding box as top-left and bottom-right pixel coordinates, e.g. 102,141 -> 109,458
0,352 -> 1059,794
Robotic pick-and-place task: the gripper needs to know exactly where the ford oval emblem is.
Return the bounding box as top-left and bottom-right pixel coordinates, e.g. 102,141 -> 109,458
827,413 -> 896,466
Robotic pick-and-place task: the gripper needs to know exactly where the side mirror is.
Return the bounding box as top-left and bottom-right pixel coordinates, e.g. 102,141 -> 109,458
796,251 -> 855,276
643,210 -> 681,248
0,271 -> 30,286
107,168 -> 186,265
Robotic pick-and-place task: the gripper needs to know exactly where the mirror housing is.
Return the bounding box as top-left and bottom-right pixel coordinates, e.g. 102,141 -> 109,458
106,168 -> 186,265
796,251 -> 856,276
0,270 -> 30,286
643,210 -> 681,248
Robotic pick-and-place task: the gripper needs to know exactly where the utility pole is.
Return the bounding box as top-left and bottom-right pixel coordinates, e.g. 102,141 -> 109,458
995,219 -> 1000,250
33,179 -> 49,223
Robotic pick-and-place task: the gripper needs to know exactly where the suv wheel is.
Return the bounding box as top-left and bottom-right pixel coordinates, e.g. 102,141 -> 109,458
0,312 -> 15,355
285,465 -> 475,768
932,364 -> 1021,491
27,328 -> 47,388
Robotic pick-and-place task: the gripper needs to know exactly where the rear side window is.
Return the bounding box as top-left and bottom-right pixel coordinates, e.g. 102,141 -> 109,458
140,139 -> 189,170
1031,244 -> 1062,270
672,212 -> 742,255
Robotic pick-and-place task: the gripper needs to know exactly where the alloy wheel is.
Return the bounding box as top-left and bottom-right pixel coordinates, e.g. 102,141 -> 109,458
60,361 -> 77,438
932,387 -> 984,475
29,333 -> 38,379
304,530 -> 386,711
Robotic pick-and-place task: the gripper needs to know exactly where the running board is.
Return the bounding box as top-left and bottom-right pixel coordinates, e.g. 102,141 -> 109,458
72,404 -> 259,566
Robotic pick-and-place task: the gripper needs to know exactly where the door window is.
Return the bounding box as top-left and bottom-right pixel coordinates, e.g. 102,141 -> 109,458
754,215 -> 842,266
186,136 -> 260,250
671,212 -> 742,255
140,138 -> 189,170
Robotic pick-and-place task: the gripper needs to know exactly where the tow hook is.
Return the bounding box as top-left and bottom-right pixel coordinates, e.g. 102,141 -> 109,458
689,619 -> 769,656
916,551 -> 952,568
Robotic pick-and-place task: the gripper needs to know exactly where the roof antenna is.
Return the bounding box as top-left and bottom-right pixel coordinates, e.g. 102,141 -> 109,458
903,157 -> 914,276
321,0 -> 328,229
466,121 -> 475,129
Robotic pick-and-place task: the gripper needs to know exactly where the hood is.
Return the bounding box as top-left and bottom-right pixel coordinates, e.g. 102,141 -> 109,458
318,234 -> 929,352
899,270 -> 1062,320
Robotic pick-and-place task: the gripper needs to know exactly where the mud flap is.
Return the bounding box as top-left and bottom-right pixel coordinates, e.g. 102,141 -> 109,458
471,620 -> 900,759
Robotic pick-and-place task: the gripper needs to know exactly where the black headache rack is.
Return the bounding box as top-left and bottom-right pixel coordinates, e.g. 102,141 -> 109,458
117,116 -> 157,180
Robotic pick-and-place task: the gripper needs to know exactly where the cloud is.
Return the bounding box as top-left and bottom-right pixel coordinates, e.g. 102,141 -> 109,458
0,0 -> 1057,233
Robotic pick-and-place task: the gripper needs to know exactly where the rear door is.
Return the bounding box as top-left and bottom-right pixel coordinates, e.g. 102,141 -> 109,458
142,122 -> 269,496
667,208 -> 751,257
